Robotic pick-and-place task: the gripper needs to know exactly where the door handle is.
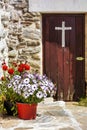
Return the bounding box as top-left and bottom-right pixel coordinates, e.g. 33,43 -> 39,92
76,57 -> 84,61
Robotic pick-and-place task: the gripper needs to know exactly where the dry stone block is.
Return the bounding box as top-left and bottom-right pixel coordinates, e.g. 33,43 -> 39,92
14,127 -> 33,130
8,50 -> 17,57
36,21 -> 41,29
30,61 -> 40,69
32,54 -> 40,60
27,39 -> 40,46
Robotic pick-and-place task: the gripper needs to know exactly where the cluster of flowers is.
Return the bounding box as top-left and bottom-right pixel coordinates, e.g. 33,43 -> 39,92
0,61 -> 56,104
1,61 -> 30,79
7,72 -> 56,104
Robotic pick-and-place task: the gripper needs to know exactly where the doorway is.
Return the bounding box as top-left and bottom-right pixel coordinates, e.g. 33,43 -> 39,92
42,14 -> 86,101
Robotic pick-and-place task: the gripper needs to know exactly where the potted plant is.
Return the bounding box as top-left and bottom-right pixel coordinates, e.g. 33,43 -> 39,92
0,60 -> 56,119
0,60 -> 31,116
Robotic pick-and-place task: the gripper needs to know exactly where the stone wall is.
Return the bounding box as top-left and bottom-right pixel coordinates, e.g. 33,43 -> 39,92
0,0 -> 41,76
0,0 -> 87,84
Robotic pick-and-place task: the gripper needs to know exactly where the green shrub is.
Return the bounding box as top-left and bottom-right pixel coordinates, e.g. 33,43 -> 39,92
78,97 -> 87,107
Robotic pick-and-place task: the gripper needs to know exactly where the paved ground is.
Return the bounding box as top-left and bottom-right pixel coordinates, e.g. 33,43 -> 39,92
0,101 -> 87,130
65,102 -> 87,130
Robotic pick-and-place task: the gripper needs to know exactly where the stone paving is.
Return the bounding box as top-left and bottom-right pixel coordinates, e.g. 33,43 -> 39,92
0,101 -> 87,130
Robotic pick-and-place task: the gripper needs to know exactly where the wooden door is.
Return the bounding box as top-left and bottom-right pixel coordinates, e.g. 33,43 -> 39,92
42,14 -> 86,101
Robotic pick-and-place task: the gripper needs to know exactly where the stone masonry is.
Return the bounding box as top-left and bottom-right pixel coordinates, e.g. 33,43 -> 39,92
0,0 -> 87,86
0,0 -> 41,76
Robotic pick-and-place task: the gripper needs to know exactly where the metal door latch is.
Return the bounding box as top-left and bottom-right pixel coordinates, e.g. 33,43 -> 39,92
76,57 -> 84,61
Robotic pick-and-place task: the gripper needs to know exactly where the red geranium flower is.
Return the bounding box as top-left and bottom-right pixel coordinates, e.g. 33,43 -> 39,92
8,68 -> 14,75
12,62 -> 17,67
18,63 -> 30,71
24,64 -> 30,70
18,67 -> 24,72
19,63 -> 25,68
2,64 -> 8,71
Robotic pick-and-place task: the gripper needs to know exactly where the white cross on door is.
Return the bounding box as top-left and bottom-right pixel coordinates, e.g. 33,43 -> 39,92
55,21 -> 72,47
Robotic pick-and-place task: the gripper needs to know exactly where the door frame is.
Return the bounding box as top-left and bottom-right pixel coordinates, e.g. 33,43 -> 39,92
42,13 -> 86,101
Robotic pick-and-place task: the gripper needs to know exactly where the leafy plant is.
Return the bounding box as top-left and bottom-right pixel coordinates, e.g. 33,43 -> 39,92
0,61 -> 31,115
8,72 -> 56,104
0,60 -> 56,116
78,97 -> 87,107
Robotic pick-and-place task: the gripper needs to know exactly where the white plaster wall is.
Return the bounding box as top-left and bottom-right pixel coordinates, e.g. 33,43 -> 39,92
29,0 -> 87,13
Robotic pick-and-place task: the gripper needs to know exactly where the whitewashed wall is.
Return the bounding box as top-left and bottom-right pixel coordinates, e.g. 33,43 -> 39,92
29,0 -> 87,13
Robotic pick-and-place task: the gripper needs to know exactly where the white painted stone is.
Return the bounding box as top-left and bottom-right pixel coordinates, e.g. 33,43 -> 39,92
0,8 -> 9,78
29,0 -> 87,13
42,97 -> 54,104
0,39 -> 8,78
0,101 -> 83,130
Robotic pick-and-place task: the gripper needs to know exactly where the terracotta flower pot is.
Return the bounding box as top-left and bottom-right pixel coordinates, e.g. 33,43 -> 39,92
16,103 -> 37,120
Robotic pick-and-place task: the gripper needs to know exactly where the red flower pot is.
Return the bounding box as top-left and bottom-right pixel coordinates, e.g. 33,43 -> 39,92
16,103 -> 37,120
